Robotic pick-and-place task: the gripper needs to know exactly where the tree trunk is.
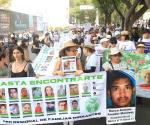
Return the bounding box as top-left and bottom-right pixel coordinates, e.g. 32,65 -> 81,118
105,13 -> 111,26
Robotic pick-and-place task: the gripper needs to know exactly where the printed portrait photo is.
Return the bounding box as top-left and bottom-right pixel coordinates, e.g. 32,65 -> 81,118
9,104 -> 20,116
71,99 -> 80,111
45,86 -> 54,99
69,84 -> 79,96
0,88 -> 5,100
0,104 -> 7,115
21,88 -> 29,100
57,85 -> 66,97
9,88 -> 18,100
34,102 -> 43,115
58,100 -> 67,112
107,71 -> 136,108
46,101 -> 55,112
22,103 -> 32,115
32,87 -> 42,99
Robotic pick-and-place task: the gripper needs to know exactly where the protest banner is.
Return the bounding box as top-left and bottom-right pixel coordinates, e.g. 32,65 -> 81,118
32,45 -> 55,76
106,70 -> 136,124
0,72 -> 106,124
122,52 -> 150,98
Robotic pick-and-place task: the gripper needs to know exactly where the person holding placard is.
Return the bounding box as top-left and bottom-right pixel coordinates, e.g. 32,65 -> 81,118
53,40 -> 83,76
53,40 -> 83,125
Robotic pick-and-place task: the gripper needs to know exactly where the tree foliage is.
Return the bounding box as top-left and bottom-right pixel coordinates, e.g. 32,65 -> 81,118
69,0 -> 96,24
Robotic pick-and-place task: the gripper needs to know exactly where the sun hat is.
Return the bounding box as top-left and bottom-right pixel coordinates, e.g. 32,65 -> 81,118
59,40 -> 80,56
83,42 -> 95,50
109,47 -> 121,56
100,38 -> 109,44
121,31 -> 129,36
136,42 -> 145,48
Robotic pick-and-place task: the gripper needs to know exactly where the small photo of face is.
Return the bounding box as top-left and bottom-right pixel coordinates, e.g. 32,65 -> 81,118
10,104 -> 19,115
45,86 -> 54,98
71,100 -> 79,111
22,103 -> 32,114
32,87 -> 42,99
9,88 -> 18,100
21,88 -> 29,99
82,83 -> 90,94
69,84 -> 79,95
0,104 -> 7,114
64,60 -> 70,70
58,100 -> 67,111
0,89 -> 5,100
46,102 -> 55,112
57,85 -> 66,97
46,56 -> 52,62
35,103 -> 43,114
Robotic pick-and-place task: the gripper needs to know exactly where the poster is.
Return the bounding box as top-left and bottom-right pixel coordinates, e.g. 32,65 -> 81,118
61,56 -> 77,74
136,69 -> 150,98
32,45 -> 55,76
0,72 -> 106,124
144,42 -> 150,53
106,70 -> 136,124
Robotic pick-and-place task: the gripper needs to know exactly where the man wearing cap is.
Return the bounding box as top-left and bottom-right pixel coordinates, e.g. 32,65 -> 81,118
107,71 -> 135,108
117,31 -> 136,52
102,47 -> 127,71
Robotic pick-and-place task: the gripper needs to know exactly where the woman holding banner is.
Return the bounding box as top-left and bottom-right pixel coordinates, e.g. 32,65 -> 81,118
53,40 -> 83,125
8,46 -> 35,77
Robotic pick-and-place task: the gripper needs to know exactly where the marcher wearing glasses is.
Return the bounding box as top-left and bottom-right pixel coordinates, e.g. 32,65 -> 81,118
102,47 -> 127,71
53,40 -> 83,76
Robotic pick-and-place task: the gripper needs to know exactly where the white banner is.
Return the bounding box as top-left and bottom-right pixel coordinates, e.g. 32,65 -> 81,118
0,72 -> 106,124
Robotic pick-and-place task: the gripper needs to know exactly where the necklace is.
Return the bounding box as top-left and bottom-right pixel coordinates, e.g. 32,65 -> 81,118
14,61 -> 25,72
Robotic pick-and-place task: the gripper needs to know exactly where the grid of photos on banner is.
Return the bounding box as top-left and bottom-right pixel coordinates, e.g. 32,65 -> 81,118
0,77 -> 104,119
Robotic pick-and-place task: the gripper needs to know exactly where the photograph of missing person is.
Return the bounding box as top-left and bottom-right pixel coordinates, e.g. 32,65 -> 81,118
139,70 -> 150,90
9,104 -> 20,116
71,99 -> 80,111
0,104 -> 8,116
32,87 -> 42,99
35,102 -> 43,115
9,88 -> 18,100
58,100 -> 67,112
82,83 -> 90,94
21,88 -> 29,100
46,101 -> 55,112
107,71 -> 136,108
45,56 -> 53,62
69,84 -> 79,96
45,86 -> 54,99
22,103 -> 32,115
57,85 -> 66,97
0,89 -> 5,101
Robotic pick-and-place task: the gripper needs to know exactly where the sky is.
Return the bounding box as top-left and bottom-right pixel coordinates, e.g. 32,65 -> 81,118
10,0 -> 69,26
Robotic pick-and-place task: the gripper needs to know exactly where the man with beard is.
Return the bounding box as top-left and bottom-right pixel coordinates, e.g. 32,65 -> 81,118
107,71 -> 135,108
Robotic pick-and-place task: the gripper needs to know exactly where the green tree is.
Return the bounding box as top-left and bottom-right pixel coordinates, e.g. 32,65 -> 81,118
112,0 -> 148,30
69,0 -> 96,24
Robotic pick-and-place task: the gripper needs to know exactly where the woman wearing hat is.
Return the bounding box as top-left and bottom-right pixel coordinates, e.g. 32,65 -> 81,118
83,43 -> 98,73
53,40 -> 83,125
135,42 -> 145,54
102,47 -> 127,71
53,40 -> 83,76
117,31 -> 136,52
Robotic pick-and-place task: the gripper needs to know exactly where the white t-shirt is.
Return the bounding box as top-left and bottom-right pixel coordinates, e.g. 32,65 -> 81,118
117,40 -> 136,52
102,61 -> 128,71
85,53 -> 99,72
